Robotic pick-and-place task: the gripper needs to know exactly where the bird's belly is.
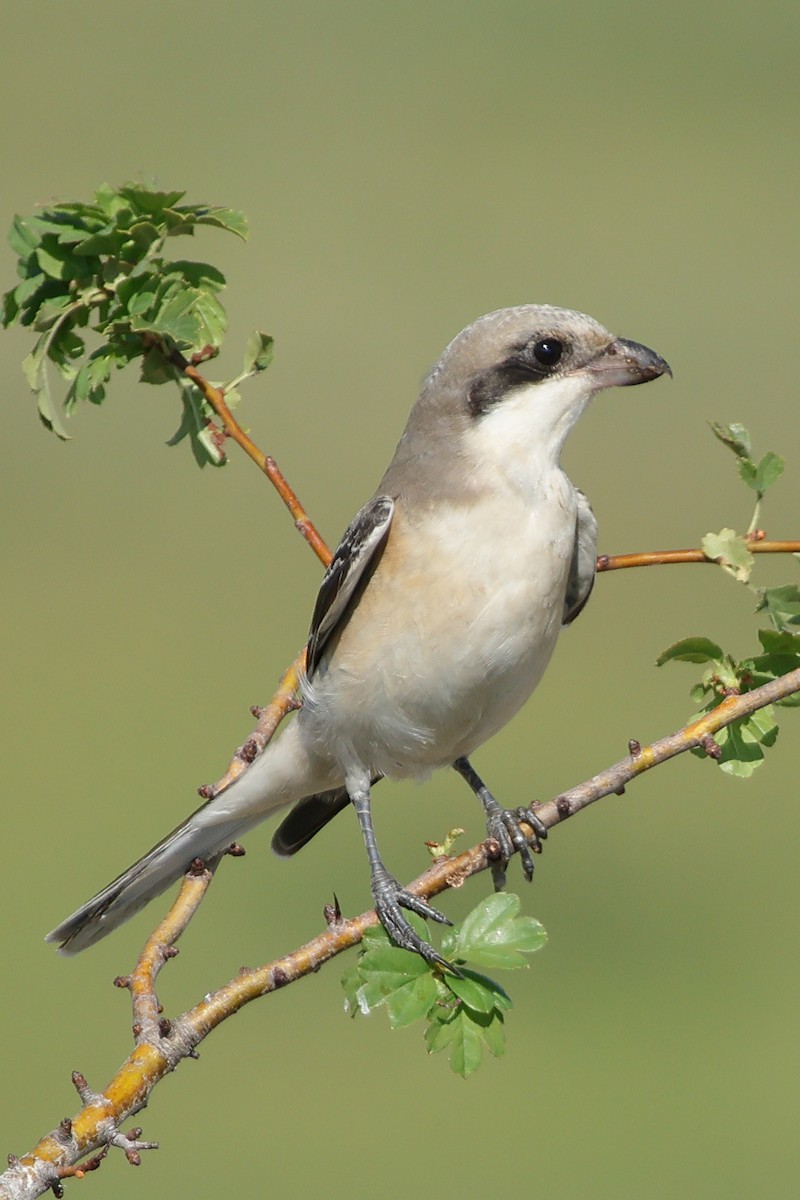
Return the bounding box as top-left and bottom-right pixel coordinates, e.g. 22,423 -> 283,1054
302,488 -> 577,779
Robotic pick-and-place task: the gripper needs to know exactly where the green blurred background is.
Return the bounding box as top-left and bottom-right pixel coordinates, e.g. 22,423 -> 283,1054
2,2 -> 798,1196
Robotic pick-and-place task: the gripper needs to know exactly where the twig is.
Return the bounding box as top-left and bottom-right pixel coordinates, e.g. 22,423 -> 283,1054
598,540 -> 800,571
4,667 -> 798,1200
166,345 -> 333,568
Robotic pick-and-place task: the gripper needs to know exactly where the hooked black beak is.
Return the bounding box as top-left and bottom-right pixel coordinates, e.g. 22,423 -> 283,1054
588,337 -> 672,388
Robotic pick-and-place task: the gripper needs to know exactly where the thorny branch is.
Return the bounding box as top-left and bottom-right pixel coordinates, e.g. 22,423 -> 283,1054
3,667 -> 799,1200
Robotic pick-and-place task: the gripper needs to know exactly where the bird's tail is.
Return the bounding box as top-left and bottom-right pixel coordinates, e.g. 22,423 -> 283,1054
45,721 -> 334,954
45,798 -> 261,954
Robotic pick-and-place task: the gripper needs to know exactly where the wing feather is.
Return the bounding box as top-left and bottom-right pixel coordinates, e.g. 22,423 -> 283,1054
306,495 -> 394,675
562,489 -> 598,626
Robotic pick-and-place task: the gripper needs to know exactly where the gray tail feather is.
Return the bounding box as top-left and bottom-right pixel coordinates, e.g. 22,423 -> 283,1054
45,807 -> 253,955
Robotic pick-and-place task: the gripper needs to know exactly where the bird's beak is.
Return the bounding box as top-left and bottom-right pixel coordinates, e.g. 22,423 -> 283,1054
587,338 -> 672,389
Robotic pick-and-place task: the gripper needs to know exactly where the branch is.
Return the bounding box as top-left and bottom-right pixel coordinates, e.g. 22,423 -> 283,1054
598,539 -> 800,571
167,344 -> 333,569
5,667 -> 798,1200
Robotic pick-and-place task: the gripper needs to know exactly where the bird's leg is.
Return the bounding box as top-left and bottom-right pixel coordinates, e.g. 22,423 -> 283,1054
452,756 -> 547,888
349,783 -> 455,972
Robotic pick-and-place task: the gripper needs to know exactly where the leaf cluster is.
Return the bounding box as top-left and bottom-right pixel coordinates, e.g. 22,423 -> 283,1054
658,423 -> 800,775
342,894 -> 546,1077
657,630 -> 800,775
1,183 -> 265,463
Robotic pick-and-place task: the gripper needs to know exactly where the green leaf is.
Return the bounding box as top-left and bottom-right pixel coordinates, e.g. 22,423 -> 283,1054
34,235 -> 92,283
243,330 -> 275,375
193,289 -> 228,347
740,706 -> 778,747
753,451 -> 784,494
709,421 -> 752,460
131,285 -> 202,345
656,637 -> 725,666
64,345 -> 117,411
49,327 -> 85,380
165,260 -> 227,292
445,892 -> 547,969
755,585 -> 800,632
701,528 -> 754,583
446,970 -> 512,1015
22,333 -> 70,439
424,1006 -> 505,1077
8,214 -> 41,257
166,381 -> 226,467
118,185 -> 187,216
180,205 -> 248,240
713,722 -> 766,777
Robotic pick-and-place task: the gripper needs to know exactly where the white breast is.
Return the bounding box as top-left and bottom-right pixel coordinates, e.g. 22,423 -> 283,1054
301,467 -> 579,781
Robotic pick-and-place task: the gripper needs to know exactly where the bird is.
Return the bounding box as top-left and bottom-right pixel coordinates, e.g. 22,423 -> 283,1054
46,305 -> 670,966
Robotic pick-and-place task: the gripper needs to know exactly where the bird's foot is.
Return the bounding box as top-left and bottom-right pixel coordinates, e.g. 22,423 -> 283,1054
371,868 -> 458,974
482,796 -> 548,887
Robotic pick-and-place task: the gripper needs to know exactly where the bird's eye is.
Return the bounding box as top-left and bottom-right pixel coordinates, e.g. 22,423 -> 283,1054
532,338 -> 564,367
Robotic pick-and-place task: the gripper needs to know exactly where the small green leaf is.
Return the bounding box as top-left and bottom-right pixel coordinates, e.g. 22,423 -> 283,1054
446,892 -> 547,969
193,289 -> 227,347
425,1006 -> 504,1077
118,185 -> 187,216
187,206 -> 249,240
709,421 -> 752,460
447,970 -> 512,1015
656,637 -> 725,666
22,333 -> 70,439
166,260 -> 227,292
755,586 -> 800,632
753,451 -> 784,494
701,528 -> 754,583
243,330 -> 275,375
8,214 -> 40,257
714,722 -> 766,776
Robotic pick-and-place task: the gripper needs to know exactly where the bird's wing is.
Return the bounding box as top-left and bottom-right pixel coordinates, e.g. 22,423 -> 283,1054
306,494 -> 395,676
562,488 -> 598,625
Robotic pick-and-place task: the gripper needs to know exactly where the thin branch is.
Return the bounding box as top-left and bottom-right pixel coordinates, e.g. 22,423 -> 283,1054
598,540 -> 800,571
4,667 -> 798,1200
166,344 -> 333,569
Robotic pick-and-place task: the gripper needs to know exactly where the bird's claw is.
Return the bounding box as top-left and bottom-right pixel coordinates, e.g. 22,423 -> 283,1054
484,803 -> 547,886
372,872 -> 458,974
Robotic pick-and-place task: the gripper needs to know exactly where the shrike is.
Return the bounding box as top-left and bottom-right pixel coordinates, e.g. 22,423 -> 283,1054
47,305 -> 670,966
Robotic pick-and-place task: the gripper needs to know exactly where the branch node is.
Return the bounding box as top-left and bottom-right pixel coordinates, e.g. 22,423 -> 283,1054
699,733 -> 723,760
628,738 -> 642,757
113,974 -> 131,990
225,842 -> 246,858
237,737 -> 261,764
158,1018 -> 172,1038
323,894 -> 343,925
57,1119 -> 73,1144
250,704 -> 265,718
197,783 -> 214,800
189,344 -> 219,366
70,1072 -> 98,1107
484,837 -> 503,861
555,795 -> 572,819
